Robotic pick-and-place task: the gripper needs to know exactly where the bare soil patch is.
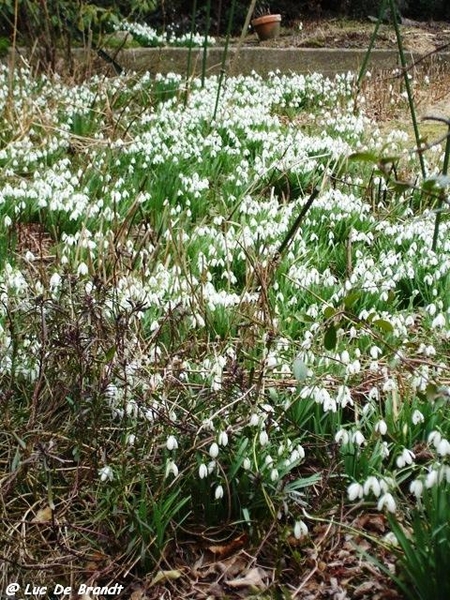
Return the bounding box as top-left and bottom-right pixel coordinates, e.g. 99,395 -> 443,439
245,18 -> 450,54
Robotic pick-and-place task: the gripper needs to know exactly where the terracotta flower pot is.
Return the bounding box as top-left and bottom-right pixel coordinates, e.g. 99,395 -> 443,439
251,14 -> 282,41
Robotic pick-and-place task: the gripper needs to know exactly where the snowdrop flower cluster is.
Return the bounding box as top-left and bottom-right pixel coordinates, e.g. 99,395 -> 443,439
115,21 -> 216,47
348,476 -> 396,512
1,64 -> 449,544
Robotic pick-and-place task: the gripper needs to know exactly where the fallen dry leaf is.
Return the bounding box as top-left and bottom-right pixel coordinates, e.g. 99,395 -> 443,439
196,555 -> 247,580
355,513 -> 386,534
130,586 -> 150,600
31,506 -> 53,523
84,550 -> 110,574
149,569 -> 182,587
207,532 -> 248,559
354,580 -> 380,597
226,567 -> 267,590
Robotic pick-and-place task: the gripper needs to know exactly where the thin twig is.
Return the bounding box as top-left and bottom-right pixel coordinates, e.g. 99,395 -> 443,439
275,187 -> 319,259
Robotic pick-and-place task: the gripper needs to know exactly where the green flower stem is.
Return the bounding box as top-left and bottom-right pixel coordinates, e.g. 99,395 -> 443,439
357,0 -> 388,88
388,0 -> 426,179
201,0 -> 212,88
213,0 -> 237,120
229,0 -> 258,76
184,0 -> 198,106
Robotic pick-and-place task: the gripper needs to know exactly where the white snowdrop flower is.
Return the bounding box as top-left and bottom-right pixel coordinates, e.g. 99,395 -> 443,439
215,484 -> 224,500
431,313 -> 446,328
211,377 -> 222,392
4,215 -> 12,227
383,532 -> 399,547
368,387 -> 379,401
428,431 -> 442,448
77,261 -> 89,276
259,430 -> 269,446
166,435 -> 178,451
261,403 -> 275,415
270,468 -> 279,482
341,350 -> 350,364
348,482 -> 364,501
425,469 -> 438,488
375,420 -> 388,435
382,378 -> 396,392
194,314 -> 205,328
380,441 -> 390,459
202,418 -> 215,431
335,429 -> 349,445
409,479 -> 423,499
426,303 -> 437,316
370,346 -> 382,359
289,445 -> 306,463
405,315 -> 415,326
218,431 -> 229,446
323,391 -> 337,413
363,476 -> 381,497
265,455 -> 273,465
126,433 -> 136,446
412,410 -> 424,425
346,359 -> 361,375
165,460 -> 179,478
144,408 -> 155,421
249,413 -> 259,427
49,272 -> 61,289
150,320 -> 159,332
294,520 -> 308,539
243,457 -> 251,470
436,438 -> 450,457
99,466 -> 114,482
198,463 -> 208,479
377,492 -> 396,513
209,442 -> 219,459
266,353 -> 277,368
396,448 -> 415,468
336,385 -> 353,408
35,280 -> 44,296
352,430 -> 365,446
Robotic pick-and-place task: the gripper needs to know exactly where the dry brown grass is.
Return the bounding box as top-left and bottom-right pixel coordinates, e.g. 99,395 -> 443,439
359,55 -> 450,132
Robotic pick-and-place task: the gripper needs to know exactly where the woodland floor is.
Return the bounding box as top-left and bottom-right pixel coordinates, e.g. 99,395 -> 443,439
140,19 -> 450,600
4,18 -> 449,600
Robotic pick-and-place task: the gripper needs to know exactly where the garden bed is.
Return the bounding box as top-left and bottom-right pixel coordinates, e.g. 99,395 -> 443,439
1,24 -> 450,600
249,17 -> 450,53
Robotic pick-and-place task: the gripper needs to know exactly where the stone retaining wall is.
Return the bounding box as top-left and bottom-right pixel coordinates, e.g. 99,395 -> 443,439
4,46 -> 449,77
